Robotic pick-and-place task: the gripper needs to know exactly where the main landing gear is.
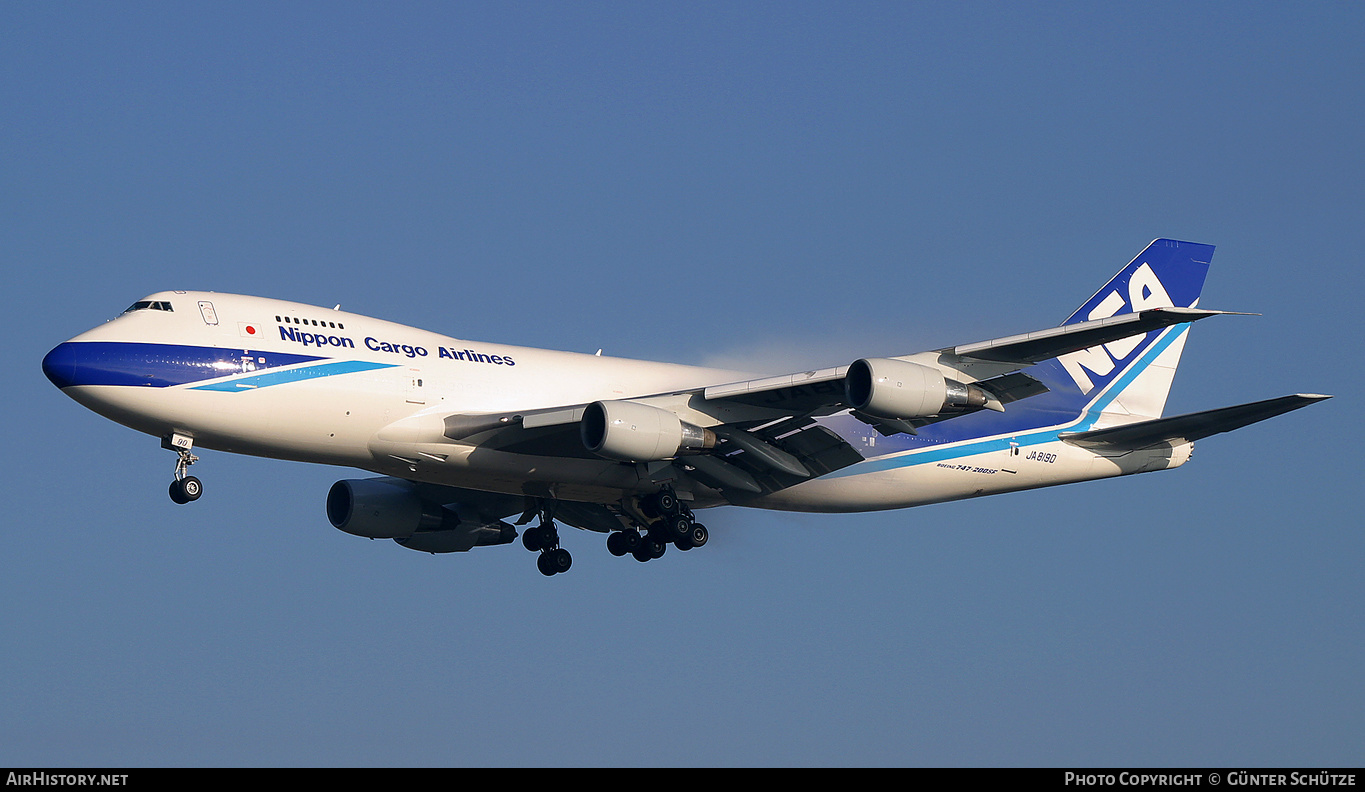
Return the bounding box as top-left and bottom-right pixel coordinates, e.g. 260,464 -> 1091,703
606,488 -> 708,564
521,488 -> 709,576
163,433 -> 202,505
522,507 -> 573,577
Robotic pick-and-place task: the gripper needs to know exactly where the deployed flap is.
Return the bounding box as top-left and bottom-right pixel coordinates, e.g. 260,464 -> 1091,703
951,308 -> 1242,365
687,418 -> 864,498
1060,394 -> 1331,450
974,371 -> 1049,405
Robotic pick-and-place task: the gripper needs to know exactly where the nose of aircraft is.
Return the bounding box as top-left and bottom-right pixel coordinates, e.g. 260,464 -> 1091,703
42,340 -> 154,390
42,342 -> 81,389
43,339 -> 259,390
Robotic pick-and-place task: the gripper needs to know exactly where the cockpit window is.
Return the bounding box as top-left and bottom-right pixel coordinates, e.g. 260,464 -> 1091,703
123,301 -> 175,313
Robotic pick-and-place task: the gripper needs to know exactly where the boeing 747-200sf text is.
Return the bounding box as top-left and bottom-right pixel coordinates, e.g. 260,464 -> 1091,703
43,239 -> 1329,576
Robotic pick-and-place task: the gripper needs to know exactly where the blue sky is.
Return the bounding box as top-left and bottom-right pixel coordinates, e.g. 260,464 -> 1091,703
3,2 -> 1361,767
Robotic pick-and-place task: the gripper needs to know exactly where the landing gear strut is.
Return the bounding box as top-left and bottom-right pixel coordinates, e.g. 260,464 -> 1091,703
163,433 -> 202,504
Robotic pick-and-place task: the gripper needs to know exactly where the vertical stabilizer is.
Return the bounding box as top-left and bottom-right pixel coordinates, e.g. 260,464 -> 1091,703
1032,239 -> 1215,420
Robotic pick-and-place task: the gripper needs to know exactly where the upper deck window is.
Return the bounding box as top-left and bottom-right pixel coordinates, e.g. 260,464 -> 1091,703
123,301 -> 175,313
275,314 -> 343,330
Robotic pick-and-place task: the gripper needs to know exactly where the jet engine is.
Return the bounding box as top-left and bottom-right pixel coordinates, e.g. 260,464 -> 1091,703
581,400 -> 717,462
845,358 -> 998,419
326,477 -> 516,553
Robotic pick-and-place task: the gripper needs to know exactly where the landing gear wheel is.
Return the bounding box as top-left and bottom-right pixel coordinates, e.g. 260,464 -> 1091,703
673,521 -> 709,551
180,476 -> 202,501
522,521 -> 560,553
169,476 -> 202,504
687,523 -> 708,549
538,547 -> 572,576
632,531 -> 668,562
664,513 -> 693,542
607,529 -> 642,557
641,489 -> 680,518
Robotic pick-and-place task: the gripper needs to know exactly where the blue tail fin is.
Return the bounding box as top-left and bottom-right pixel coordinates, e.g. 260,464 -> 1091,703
1035,239 -> 1215,419
1062,239 -> 1213,326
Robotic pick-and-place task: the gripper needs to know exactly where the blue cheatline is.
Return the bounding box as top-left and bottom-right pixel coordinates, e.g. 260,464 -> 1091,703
190,360 -> 399,391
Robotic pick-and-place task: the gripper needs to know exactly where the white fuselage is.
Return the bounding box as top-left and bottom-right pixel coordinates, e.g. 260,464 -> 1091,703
49,291 -> 1189,513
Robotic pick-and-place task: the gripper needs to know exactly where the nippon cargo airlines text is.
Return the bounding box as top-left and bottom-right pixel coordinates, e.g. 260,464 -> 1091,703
278,325 -> 514,364
41,239 -> 1331,578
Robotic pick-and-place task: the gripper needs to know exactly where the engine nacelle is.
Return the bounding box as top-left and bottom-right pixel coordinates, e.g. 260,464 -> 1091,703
845,358 -> 996,419
326,477 -> 515,552
581,400 -> 716,462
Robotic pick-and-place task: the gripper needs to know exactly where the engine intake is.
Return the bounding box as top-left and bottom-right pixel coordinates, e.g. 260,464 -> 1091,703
581,400 -> 716,462
845,358 -> 998,419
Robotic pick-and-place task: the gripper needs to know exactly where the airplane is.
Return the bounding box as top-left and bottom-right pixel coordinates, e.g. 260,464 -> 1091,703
42,239 -> 1330,576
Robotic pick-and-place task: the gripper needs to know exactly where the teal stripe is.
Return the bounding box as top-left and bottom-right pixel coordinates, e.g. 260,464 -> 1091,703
830,325 -> 1190,477
190,360 -> 398,392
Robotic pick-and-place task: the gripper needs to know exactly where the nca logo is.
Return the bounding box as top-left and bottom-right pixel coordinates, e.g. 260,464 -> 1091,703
1058,263 -> 1173,393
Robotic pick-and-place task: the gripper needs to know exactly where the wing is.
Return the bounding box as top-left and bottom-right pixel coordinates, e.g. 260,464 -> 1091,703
401,307 -> 1239,500
947,307 -> 1244,365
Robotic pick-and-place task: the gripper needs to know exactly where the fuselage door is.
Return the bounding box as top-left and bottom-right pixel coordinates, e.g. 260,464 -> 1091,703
198,301 -> 219,326
406,368 -> 425,405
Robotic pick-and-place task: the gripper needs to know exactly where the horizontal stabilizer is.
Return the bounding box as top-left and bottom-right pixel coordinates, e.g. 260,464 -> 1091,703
953,307 -> 1245,365
1061,394 -> 1331,450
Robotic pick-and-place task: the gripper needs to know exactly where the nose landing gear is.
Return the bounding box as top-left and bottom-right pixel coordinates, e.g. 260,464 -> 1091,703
163,433 -> 202,504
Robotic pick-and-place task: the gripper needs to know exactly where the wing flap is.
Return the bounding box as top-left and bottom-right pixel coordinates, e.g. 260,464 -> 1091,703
682,418 -> 864,498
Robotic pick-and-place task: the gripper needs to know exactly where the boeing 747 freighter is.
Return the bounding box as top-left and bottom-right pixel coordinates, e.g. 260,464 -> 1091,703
43,240 -> 1329,575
